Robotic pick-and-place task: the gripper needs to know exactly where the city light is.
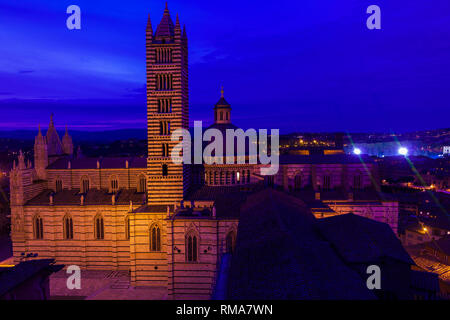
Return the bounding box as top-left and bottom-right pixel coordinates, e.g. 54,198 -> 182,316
398,147 -> 408,156
353,148 -> 362,155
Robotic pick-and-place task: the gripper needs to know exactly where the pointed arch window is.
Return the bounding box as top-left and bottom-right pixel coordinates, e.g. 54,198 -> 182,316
94,215 -> 104,240
55,179 -> 63,192
354,175 -> 362,190
110,176 -> 119,193
138,174 -> 147,193
81,176 -> 90,193
33,215 -> 43,239
323,175 -> 331,190
63,215 -> 73,240
294,174 -> 302,190
186,232 -> 198,262
226,231 -> 236,254
150,224 -> 161,252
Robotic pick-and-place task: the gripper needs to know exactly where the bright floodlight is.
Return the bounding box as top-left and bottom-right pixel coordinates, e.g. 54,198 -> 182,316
398,147 -> 408,156
353,148 -> 362,155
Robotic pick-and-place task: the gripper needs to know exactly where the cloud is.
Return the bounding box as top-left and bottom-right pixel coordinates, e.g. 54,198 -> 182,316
18,70 -> 35,74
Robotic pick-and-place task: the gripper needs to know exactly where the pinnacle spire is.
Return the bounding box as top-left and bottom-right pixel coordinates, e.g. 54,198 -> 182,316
221,86 -> 224,98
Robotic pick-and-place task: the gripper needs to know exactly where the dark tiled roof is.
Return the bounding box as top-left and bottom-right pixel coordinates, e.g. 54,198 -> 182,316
280,154 -> 374,164
410,270 -> 440,292
227,189 -> 375,299
0,259 -> 63,296
317,214 -> 414,265
26,189 -> 146,206
47,157 -> 146,170
186,183 -> 265,201
133,204 -> 173,213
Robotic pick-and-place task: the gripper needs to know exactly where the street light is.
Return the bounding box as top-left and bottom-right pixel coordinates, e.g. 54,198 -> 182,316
353,148 -> 362,155
398,147 -> 408,156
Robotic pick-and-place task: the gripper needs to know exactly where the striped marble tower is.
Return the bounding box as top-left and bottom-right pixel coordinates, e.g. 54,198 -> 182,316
146,4 -> 190,205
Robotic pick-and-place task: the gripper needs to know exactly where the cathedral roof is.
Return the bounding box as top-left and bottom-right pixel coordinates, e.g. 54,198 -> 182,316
45,114 -> 63,156
154,3 -> 175,38
26,188 -> 145,206
47,157 -> 146,170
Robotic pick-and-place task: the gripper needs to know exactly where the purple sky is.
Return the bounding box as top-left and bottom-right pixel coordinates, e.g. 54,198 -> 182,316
1,1 -> 450,133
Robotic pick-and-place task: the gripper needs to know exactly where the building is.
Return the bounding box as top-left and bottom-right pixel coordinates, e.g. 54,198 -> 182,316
9,4 -> 402,299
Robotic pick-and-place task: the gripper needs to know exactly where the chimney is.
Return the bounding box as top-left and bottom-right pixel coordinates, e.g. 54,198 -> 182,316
49,194 -> 54,205
212,206 -> 216,218
315,192 -> 321,200
80,194 -> 84,206
97,161 -> 100,169
167,205 -> 170,218
68,161 -> 71,169
125,160 -> 129,169
129,200 -> 133,212
348,192 -> 354,201
112,194 -> 116,205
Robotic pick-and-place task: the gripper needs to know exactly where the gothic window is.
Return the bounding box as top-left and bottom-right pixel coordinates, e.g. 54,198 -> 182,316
159,121 -> 170,135
323,175 -> 331,190
186,232 -> 198,262
94,215 -> 104,240
162,164 -> 168,176
294,174 -> 302,190
55,179 -> 63,192
214,171 -> 218,185
220,171 -> 224,185
226,171 -> 230,185
247,170 -> 251,183
63,215 -> 73,240
150,224 -> 161,252
110,176 -> 119,193
33,215 -> 43,239
226,231 -> 236,254
158,99 -> 172,113
138,174 -> 146,193
81,177 -> 90,194
241,171 -> 246,184
231,171 -> 236,184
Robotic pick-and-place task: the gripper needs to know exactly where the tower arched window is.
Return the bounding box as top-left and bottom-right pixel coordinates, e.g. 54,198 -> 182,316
94,215 -> 104,240
220,111 -> 223,121
186,232 -> 198,262
162,164 -> 168,176
150,224 -> 161,252
162,143 -> 169,157
63,215 -> 73,240
33,215 -> 43,239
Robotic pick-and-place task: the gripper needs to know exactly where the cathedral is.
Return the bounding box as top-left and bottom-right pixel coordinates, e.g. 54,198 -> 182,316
9,4 -> 399,299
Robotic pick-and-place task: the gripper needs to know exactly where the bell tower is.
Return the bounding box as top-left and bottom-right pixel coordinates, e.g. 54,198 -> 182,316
146,4 -> 190,205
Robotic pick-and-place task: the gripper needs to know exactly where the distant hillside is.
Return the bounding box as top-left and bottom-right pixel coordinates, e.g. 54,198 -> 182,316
0,129 -> 147,142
